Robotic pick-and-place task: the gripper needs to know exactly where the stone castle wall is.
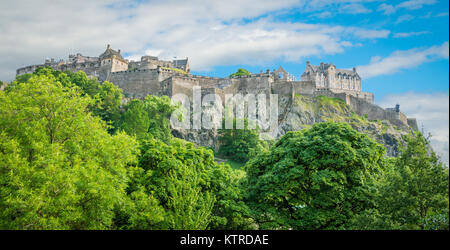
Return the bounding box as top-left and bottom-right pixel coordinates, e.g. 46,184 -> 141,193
108,69 -> 160,98
292,80 -> 317,96
17,62 -> 102,80
15,46 -> 416,130
312,89 -> 411,128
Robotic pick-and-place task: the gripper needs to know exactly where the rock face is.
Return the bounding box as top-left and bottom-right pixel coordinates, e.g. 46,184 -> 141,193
277,94 -> 411,156
173,94 -> 413,157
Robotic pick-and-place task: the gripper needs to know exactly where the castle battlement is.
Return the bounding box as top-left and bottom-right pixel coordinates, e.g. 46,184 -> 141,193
15,45 -> 416,130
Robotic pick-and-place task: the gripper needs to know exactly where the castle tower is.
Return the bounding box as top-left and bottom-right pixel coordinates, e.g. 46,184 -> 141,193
326,63 -> 336,88
98,44 -> 128,81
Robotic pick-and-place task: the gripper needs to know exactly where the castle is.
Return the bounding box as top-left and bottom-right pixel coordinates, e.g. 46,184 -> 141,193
16,45 -> 418,131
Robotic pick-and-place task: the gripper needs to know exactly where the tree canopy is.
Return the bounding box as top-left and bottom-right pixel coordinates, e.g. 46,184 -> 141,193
1,67 -> 448,230
245,122 -> 386,229
229,68 -> 251,78
218,118 -> 267,163
0,74 -> 138,229
355,132 -> 449,230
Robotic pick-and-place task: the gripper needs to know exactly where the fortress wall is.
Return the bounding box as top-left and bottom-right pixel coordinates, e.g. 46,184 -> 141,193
314,88 -> 345,100
64,65 -> 102,79
170,77 -> 199,99
108,69 -> 160,98
196,77 -> 222,88
347,94 -> 386,118
398,111 -> 408,126
318,88 -> 374,104
17,63 -> 102,80
159,78 -> 173,97
111,60 -> 128,73
346,94 -> 409,127
233,76 -> 273,96
383,110 -> 409,128
407,118 -> 419,131
293,80 -> 316,96
311,89 -> 409,127
220,78 -> 240,96
272,80 -> 294,98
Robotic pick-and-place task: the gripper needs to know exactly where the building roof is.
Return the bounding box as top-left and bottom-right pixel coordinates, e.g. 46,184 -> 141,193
99,45 -> 124,60
309,62 -> 359,77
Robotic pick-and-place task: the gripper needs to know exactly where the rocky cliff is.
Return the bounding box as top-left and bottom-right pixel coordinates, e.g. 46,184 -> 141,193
278,94 -> 412,156
173,94 -> 414,157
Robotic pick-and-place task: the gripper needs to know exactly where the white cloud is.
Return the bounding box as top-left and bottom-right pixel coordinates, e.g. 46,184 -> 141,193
378,92 -> 449,166
378,3 -> 397,15
310,11 -> 335,19
300,0 -> 379,12
378,0 -> 437,15
395,14 -> 415,24
357,42 -> 449,78
348,28 -> 391,39
397,0 -> 437,10
0,0 -> 390,80
305,1 -> 379,18
340,3 -> 372,14
393,31 -> 431,38
436,12 -> 449,17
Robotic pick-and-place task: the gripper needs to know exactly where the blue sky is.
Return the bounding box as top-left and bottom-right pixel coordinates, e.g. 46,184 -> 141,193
188,0 -> 449,102
0,0 -> 448,163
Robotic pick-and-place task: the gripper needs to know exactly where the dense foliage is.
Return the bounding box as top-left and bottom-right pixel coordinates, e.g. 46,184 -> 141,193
0,74 -> 138,229
245,122 -> 386,229
349,132 -> 449,230
229,68 -> 251,78
0,67 -> 448,230
218,118 -> 268,163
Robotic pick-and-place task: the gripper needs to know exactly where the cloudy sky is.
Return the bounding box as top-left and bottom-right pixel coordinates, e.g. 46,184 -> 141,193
0,0 -> 448,164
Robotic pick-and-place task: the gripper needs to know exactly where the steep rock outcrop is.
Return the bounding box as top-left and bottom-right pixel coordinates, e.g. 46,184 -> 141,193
173,94 -> 413,157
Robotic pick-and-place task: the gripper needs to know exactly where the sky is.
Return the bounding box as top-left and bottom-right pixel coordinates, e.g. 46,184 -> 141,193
0,0 -> 448,164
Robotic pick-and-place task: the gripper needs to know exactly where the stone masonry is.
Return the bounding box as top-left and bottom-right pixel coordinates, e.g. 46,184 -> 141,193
16,45 -> 417,130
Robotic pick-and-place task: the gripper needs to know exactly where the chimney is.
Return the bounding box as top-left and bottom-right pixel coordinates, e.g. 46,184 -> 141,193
118,49 -> 121,54
107,44 -> 110,49
306,61 -> 310,66
353,67 -> 356,72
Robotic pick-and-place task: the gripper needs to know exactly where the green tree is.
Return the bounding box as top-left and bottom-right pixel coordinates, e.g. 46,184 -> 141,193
143,95 -> 177,142
122,135 -> 255,230
376,132 -> 449,230
245,122 -> 386,229
230,68 -> 251,78
128,137 -> 215,229
91,81 -> 123,132
120,99 -> 151,140
207,164 -> 257,229
68,71 -> 100,97
218,118 -> 266,163
0,75 -> 139,229
12,67 -> 123,133
118,95 -> 178,142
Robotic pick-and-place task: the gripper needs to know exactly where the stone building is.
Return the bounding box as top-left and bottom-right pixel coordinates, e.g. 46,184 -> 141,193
299,61 -> 373,103
16,44 -> 190,82
301,61 -> 361,91
16,45 -> 416,130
